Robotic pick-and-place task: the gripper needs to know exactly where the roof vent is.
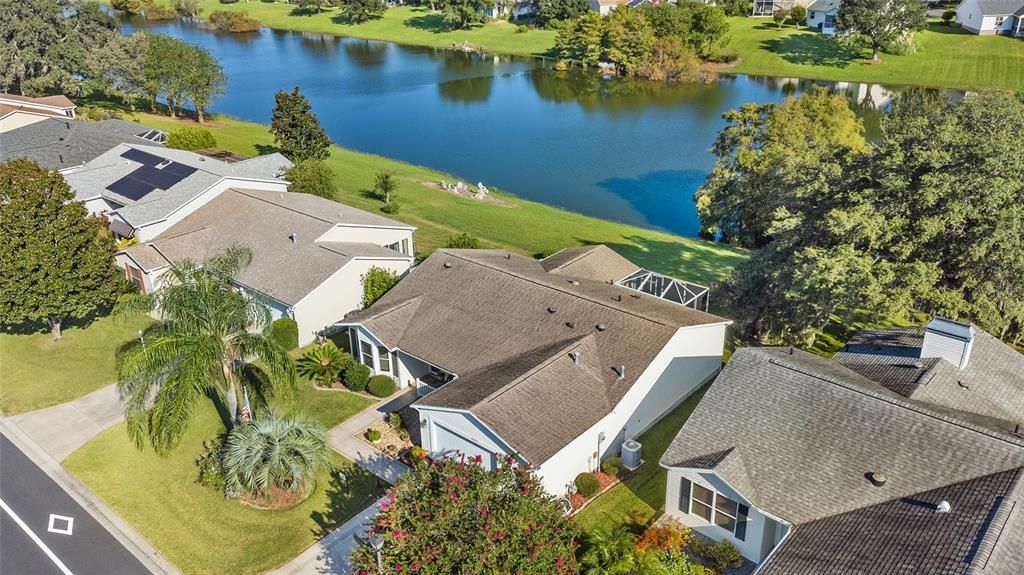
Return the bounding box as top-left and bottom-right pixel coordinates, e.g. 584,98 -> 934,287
443,262 -> 452,268
615,294 -> 622,302
921,317 -> 976,370
569,280 -> 580,286
569,351 -> 580,366
914,360 -> 924,369
566,321 -> 575,329
547,306 -> 557,314
613,365 -> 625,380
506,253 -> 511,260
595,324 -> 606,332
288,233 -> 297,243
935,500 -> 951,513
867,471 -> 887,487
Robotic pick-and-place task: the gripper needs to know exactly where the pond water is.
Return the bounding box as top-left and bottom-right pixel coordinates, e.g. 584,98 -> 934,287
123,18 -> 954,237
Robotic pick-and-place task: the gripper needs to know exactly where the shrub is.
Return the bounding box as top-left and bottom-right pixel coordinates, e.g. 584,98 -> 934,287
708,539 -> 743,570
362,266 -> 400,307
366,428 -> 382,442
688,534 -> 710,558
145,6 -> 179,20
270,317 -> 299,351
409,445 -> 429,462
195,437 -> 227,491
76,105 -> 122,121
636,520 -> 690,553
380,201 -> 400,214
219,0 -> 239,3
713,52 -> 740,64
516,24 -> 529,33
208,10 -> 261,32
445,232 -> 482,249
773,8 -> 790,28
367,375 -> 396,397
942,9 -> 957,24
285,159 -> 336,199
166,126 -> 217,151
790,5 -> 807,24
575,472 -> 600,497
174,0 -> 202,18
222,413 -> 329,498
296,341 -> 353,386
600,455 -> 622,476
387,412 -> 402,429
344,362 -> 371,392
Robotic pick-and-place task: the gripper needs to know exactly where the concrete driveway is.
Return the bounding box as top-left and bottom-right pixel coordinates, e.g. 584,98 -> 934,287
8,384 -> 125,461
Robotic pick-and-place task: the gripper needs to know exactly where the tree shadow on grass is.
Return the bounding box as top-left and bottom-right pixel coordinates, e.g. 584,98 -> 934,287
573,235 -> 748,286
254,143 -> 281,156
310,462 -> 383,538
761,32 -> 862,68
405,9 -> 481,34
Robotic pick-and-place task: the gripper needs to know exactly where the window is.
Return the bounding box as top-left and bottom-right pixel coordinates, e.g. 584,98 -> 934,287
995,16 -> 1006,27
378,345 -> 391,372
124,264 -> 145,292
678,477 -> 750,541
360,340 -> 374,368
691,484 -> 714,522
402,239 -> 409,255
824,14 -> 836,28
386,242 -> 401,253
715,494 -> 739,532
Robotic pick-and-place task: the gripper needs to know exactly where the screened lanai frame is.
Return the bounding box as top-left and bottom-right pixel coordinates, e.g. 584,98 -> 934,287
617,269 -> 710,312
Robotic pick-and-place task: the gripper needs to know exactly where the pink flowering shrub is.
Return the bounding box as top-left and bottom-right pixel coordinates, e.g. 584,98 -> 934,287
352,453 -> 580,574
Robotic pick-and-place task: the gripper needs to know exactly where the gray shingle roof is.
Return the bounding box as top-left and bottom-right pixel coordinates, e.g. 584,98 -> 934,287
345,249 -> 728,463
834,327 -> 1024,433
661,347 -> 1024,574
0,118 -> 163,170
122,189 -> 410,305
975,0 -> 1024,15
541,245 -> 640,282
808,0 -> 840,12
64,144 -> 292,228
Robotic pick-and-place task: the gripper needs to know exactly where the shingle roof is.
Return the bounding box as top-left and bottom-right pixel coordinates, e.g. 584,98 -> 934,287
975,0 -> 1024,15
808,0 -> 840,11
122,189 -> 411,305
346,249 -> 728,463
0,93 -> 75,110
65,144 -> 292,228
834,327 -> 1024,433
0,118 -> 162,170
541,245 -> 640,283
660,347 -> 1024,574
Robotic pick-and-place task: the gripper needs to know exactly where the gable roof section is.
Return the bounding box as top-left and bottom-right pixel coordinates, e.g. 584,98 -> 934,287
975,0 -> 1024,15
122,189 -> 410,305
541,245 -> 640,283
346,248 -> 727,463
0,118 -> 162,170
834,327 -> 1024,433
0,93 -> 74,110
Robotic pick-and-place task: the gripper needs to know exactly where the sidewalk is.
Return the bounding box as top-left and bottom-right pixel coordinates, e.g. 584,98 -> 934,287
269,496 -> 386,575
9,383 -> 125,462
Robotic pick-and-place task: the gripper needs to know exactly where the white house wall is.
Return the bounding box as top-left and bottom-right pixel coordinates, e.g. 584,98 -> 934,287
536,323 -> 728,495
414,407 -> 525,471
0,111 -> 50,134
956,0 -> 986,32
293,257 -> 412,346
316,225 -> 414,255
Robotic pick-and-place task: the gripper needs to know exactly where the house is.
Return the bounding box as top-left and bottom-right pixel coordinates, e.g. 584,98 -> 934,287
63,144 -> 291,242
660,318 -> 1024,573
0,117 -> 167,171
0,93 -> 76,133
956,0 -> 1024,36
118,188 -> 415,346
806,0 -> 840,34
483,0 -> 536,20
589,0 -> 664,15
753,0 -> 813,18
335,245 -> 730,494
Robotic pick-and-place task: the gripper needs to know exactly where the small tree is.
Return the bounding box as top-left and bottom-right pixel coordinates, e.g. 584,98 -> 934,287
166,126 -> 217,151
941,9 -> 956,25
351,454 -> 579,574
111,0 -> 150,15
222,412 -> 330,499
373,171 -> 397,205
439,0 -> 495,29
174,0 -> 202,18
270,86 -> 332,162
0,160 -> 120,339
270,317 -> 299,350
445,232 -> 481,249
362,266 -> 400,307
790,5 -> 807,25
773,8 -> 790,28
339,0 -> 386,23
284,160 -> 337,199
181,45 -> 225,123
836,0 -> 926,62
296,0 -> 327,13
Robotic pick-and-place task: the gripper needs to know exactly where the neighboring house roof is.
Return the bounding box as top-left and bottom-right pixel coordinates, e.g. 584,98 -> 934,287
834,326 -> 1024,433
808,0 -> 840,11
541,245 -> 641,282
64,144 -> 292,229
974,0 -> 1024,15
345,248 -> 728,464
121,188 -> 411,305
0,118 -> 165,170
0,93 -> 75,110
661,347 -> 1024,575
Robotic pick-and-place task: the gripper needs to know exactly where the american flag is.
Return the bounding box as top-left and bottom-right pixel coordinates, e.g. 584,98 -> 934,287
241,386 -> 251,423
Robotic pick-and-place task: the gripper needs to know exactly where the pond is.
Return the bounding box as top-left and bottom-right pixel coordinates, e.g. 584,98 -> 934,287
123,18 -> 955,237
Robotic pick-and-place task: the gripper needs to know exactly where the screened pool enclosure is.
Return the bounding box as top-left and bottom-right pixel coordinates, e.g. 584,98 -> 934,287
617,269 -> 711,312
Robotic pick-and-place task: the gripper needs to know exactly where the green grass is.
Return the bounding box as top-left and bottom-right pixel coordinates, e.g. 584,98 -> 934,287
572,385 -> 709,533
726,18 -> 1024,92
0,315 -> 154,415
155,1 -> 557,57
125,110 -> 748,285
65,389 -> 377,575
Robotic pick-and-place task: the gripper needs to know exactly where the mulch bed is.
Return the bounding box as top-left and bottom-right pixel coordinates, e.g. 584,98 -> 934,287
240,484 -> 311,511
568,470 -> 625,513
358,419 -> 414,459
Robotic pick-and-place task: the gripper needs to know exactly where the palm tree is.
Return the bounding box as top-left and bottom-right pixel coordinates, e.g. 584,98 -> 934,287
222,412 -> 329,497
116,245 -> 296,452
296,340 -> 351,386
581,526 -> 667,575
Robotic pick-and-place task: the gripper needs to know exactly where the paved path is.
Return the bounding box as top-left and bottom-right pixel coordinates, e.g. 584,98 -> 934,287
269,496 -> 386,575
9,384 -> 125,462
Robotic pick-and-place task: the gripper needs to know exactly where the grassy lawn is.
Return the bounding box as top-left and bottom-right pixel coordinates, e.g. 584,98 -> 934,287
726,18 -> 1024,92
0,315 -> 154,415
122,109 -> 747,285
65,389 -> 376,575
154,1 -> 557,57
572,385 -> 709,533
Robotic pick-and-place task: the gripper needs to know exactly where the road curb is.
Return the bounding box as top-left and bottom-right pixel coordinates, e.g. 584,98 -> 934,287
0,417 -> 181,575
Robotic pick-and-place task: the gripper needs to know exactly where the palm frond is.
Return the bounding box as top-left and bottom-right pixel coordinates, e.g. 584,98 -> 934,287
222,412 -> 329,497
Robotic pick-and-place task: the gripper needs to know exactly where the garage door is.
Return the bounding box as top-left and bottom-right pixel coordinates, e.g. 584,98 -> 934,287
433,424 -> 496,470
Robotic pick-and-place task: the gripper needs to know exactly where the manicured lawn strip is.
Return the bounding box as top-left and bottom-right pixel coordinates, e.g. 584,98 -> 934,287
129,111 -> 748,285
725,19 -> 1024,92
153,1 -> 557,57
64,391 -> 377,575
0,315 -> 154,415
572,385 -> 709,532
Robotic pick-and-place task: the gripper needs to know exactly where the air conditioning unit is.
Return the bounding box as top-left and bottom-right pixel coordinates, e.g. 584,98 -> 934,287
621,440 -> 642,470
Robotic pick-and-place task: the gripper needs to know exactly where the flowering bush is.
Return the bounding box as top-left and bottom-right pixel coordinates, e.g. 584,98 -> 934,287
636,520 -> 691,553
352,454 -> 579,574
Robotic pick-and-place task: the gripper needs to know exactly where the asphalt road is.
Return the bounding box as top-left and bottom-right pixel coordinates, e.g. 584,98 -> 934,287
0,434 -> 151,575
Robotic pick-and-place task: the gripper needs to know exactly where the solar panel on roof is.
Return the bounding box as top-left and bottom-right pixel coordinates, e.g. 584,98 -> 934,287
162,162 -> 197,178
133,165 -> 185,189
106,176 -> 157,201
121,147 -> 165,166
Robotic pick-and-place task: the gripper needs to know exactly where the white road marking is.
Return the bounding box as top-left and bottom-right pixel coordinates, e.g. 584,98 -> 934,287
48,514 -> 74,535
0,497 -> 74,575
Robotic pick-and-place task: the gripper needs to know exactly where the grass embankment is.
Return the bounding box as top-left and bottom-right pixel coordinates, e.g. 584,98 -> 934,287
726,19 -> 1024,92
0,315 -> 154,415
155,1 -> 557,57
129,111 -> 748,285
65,389 -> 376,575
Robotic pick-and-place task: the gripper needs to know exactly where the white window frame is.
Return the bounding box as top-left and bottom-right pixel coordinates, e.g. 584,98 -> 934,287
686,483 -> 742,537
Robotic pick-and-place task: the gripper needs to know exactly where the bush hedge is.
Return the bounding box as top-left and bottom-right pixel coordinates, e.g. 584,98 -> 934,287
367,375 -> 396,398
366,428 -> 382,442
165,126 -> 217,151
600,456 -> 622,476
270,318 -> 299,351
708,539 -> 744,570
344,363 -> 371,392
575,472 -> 600,497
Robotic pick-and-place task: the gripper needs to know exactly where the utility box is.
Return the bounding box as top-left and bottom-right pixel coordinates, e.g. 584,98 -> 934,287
622,439 -> 642,470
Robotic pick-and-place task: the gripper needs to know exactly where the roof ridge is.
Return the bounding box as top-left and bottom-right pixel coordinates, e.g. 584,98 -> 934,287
442,250 -> 711,328
543,245 -> 601,270
481,335 -> 606,406
967,466 -> 1024,574
230,189 -> 338,225
764,352 -> 1024,449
